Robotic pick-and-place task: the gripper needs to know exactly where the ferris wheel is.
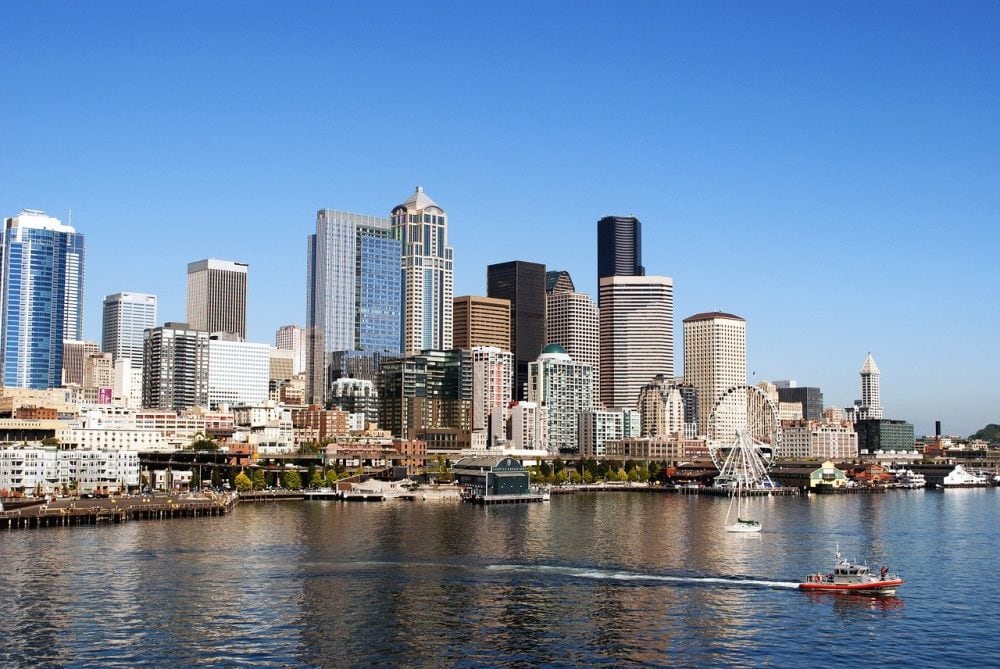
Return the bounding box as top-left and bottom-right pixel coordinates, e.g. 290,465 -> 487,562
707,385 -> 782,488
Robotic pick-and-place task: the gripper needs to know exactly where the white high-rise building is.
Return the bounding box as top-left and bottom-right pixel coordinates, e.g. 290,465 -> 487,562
207,336 -> 270,409
578,408 -> 640,458
391,187 -> 453,355
509,401 -> 547,451
682,312 -> 746,440
859,352 -> 883,420
471,346 -> 513,449
599,275 -> 674,410
187,259 -> 248,339
275,325 -> 307,376
527,344 -> 594,453
102,293 -> 157,364
113,357 -> 143,408
546,290 -> 600,404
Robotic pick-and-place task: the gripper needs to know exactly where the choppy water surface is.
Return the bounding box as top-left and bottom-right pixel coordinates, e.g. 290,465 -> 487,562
1,489 -> 997,667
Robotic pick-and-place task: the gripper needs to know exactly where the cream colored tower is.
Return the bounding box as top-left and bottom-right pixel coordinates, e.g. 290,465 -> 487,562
682,311 -> 746,437
391,187 -> 453,355
546,289 -> 600,403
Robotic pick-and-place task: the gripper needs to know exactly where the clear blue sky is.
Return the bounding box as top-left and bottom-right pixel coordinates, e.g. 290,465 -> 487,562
2,1 -> 997,436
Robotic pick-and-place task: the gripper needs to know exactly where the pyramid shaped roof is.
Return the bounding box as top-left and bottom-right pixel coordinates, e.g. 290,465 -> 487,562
861,352 -> 880,374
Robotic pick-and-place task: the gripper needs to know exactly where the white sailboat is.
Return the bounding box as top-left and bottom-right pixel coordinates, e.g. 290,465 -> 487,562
724,477 -> 761,533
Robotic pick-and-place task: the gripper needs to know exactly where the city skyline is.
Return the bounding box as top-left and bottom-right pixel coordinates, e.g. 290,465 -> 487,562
2,3 -> 997,434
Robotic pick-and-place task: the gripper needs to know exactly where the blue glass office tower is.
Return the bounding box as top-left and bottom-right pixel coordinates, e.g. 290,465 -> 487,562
307,210 -> 401,403
1,210 -> 85,389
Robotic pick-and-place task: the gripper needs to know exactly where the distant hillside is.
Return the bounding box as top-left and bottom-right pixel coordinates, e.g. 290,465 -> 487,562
970,424 -> 1000,442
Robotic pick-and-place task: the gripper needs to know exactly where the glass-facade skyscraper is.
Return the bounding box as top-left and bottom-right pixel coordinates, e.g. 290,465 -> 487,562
307,209 -> 402,403
1,210 -> 85,389
487,260 -> 546,401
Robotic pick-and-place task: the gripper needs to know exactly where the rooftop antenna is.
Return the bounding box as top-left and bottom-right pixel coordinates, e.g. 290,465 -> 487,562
68,208 -> 72,226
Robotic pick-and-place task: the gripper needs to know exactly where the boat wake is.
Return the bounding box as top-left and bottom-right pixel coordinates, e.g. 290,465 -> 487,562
486,564 -> 800,590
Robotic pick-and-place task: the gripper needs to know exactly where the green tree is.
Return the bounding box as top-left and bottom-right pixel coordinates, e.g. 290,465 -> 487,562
41,436 -> 60,446
190,432 -> 218,451
570,470 -> 581,484
540,460 -> 552,478
617,468 -> 628,482
282,470 -> 302,490
970,424 -> 1000,442
326,470 -> 339,487
354,465 -> 365,478
235,472 -> 252,492
252,469 -> 267,490
627,467 -> 639,483
211,468 -> 223,488
310,470 -> 324,488
552,458 -> 565,474
190,468 -> 201,489
583,470 -> 594,484
556,469 -> 570,484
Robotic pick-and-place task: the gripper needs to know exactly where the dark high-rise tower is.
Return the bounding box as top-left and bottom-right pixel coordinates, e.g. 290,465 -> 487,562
597,216 -> 644,290
487,260 -> 546,401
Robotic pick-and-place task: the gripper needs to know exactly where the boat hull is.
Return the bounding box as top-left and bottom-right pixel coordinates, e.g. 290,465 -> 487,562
725,522 -> 762,533
799,578 -> 903,596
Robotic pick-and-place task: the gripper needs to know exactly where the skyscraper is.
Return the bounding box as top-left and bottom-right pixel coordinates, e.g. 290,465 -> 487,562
597,215 -> 643,299
858,353 -> 883,420
487,260 -> 546,401
546,287 -> 600,403
142,322 -> 209,410
186,259 -> 248,339
306,209 -> 402,402
391,187 -> 453,355
453,295 -> 511,350
102,292 -> 157,364
599,275 -> 674,410
682,311 -> 746,439
1,210 -> 85,389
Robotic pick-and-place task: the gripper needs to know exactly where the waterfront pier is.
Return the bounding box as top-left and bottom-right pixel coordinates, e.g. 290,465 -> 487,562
1,494 -> 237,530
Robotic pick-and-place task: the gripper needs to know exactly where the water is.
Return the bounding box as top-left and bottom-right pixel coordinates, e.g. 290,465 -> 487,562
1,489 -> 997,667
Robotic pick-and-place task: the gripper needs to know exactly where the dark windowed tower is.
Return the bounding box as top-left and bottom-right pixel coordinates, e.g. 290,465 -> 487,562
597,215 -> 644,289
487,261 -> 546,401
